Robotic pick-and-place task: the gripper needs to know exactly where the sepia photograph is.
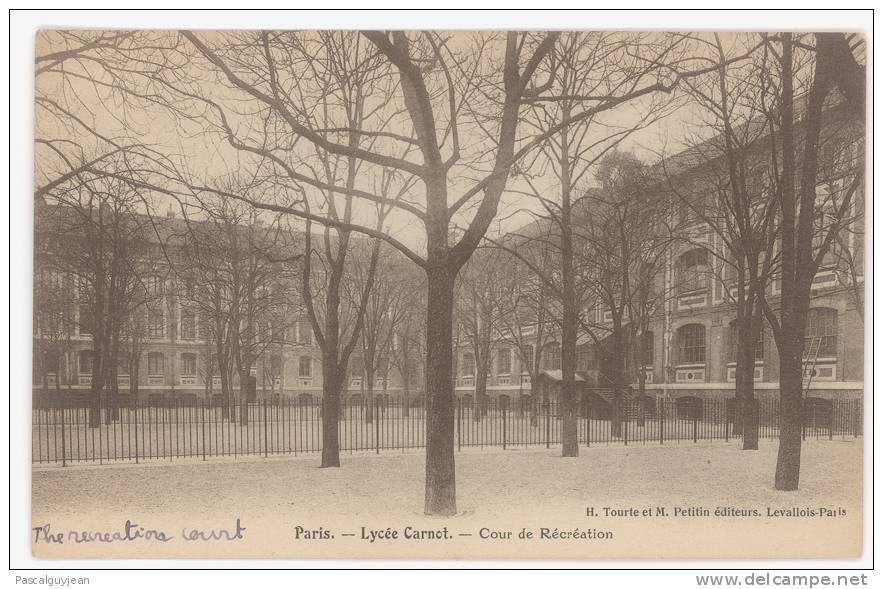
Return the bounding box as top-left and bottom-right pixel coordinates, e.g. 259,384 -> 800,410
17,12 -> 870,567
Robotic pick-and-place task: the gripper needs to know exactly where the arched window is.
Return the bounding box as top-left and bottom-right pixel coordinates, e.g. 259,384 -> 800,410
805,308 -> 838,357
677,324 -> 706,364
678,249 -> 709,294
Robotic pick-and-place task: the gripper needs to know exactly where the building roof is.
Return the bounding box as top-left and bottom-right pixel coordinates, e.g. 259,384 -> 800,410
537,369 -> 586,383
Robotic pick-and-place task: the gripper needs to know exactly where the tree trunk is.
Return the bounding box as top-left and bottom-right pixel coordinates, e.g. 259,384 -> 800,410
220,359 -> 231,420
610,327 -> 625,438
775,343 -> 803,490
88,342 -> 105,429
402,371 -> 410,418
107,331 -> 120,422
239,368 -> 249,426
130,347 -> 140,400
424,267 -> 457,515
560,304 -> 579,457
737,308 -> 760,450
529,379 -> 538,426
321,360 -> 342,468
771,33 -> 839,491
473,354 -> 489,422
365,368 -> 375,424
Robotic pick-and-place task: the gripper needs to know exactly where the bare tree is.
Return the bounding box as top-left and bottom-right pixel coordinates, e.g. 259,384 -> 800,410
348,244 -> 414,422
493,32 -> 694,453
389,283 -> 425,418
455,248 -> 511,420
758,33 -> 864,490
36,169 -> 156,425
577,152 -> 672,434
489,244 -> 556,425
657,34 -> 785,449
127,29 -> 737,513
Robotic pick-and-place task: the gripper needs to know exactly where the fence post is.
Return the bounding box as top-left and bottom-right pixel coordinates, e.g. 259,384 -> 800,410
502,402 -> 507,451
692,407 -> 698,443
586,396 -> 591,447
375,397 -> 380,454
97,394 -> 103,465
457,397 -> 463,452
202,399 -> 207,461
802,401 -> 807,441
659,398 -> 664,445
134,399 -> 139,464
545,399 -> 550,450
829,401 -> 834,440
624,411 -> 628,446
724,399 -> 729,442
263,398 -> 269,458
60,400 -> 67,467
853,400 -> 859,438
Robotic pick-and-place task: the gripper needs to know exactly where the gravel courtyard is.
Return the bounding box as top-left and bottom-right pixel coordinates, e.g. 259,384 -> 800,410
32,440 -> 863,559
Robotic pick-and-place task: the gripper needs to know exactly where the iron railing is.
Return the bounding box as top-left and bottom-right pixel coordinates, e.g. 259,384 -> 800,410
31,395 -> 863,465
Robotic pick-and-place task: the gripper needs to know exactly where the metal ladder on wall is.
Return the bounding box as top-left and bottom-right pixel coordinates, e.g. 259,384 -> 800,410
802,336 -> 825,438
802,336 -> 823,391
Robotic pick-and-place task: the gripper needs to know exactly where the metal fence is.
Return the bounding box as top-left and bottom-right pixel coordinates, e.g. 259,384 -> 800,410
32,395 -> 863,466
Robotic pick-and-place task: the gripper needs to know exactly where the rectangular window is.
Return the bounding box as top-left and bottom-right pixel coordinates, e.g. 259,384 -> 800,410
146,275 -> 163,296
522,345 -> 534,371
148,309 -> 164,338
180,308 -> 197,340
679,249 -> 709,294
641,331 -> 654,366
78,350 -> 94,375
497,349 -> 511,375
78,304 -> 93,336
270,355 -> 283,376
297,321 -> 313,345
576,345 -> 590,372
117,353 -> 130,375
805,308 -> 838,357
544,345 -> 561,371
148,352 -> 164,375
678,325 -> 706,364
298,356 -> 312,378
461,353 -> 475,376
181,353 -> 197,376
728,323 -> 764,362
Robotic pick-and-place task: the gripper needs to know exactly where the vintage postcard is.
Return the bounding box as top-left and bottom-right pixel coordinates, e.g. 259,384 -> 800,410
31,29 -> 866,560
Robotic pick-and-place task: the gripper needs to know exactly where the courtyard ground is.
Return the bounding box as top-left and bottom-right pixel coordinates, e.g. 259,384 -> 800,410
31,440 -> 863,560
